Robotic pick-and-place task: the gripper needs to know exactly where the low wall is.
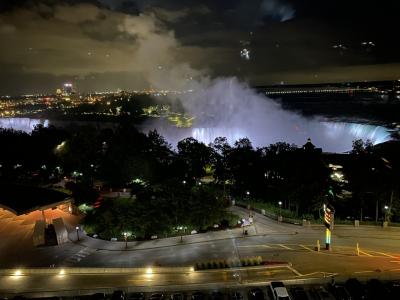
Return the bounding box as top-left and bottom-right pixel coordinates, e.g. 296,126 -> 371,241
0,267 -> 193,276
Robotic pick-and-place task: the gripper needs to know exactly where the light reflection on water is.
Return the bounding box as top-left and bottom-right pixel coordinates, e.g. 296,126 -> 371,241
0,118 -> 49,132
0,117 -> 392,153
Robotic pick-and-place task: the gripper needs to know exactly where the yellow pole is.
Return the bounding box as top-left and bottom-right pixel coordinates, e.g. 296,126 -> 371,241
356,242 -> 360,256
316,240 -> 320,252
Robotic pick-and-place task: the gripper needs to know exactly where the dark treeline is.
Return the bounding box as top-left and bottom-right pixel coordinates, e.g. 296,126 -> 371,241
0,123 -> 399,236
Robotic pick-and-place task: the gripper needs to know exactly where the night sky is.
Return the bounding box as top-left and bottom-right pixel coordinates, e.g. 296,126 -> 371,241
0,0 -> 399,95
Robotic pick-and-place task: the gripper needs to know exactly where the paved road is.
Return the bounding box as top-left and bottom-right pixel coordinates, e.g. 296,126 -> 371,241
0,265 -> 299,297
1,205 -> 400,291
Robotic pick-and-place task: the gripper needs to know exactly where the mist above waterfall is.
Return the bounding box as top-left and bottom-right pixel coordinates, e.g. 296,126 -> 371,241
115,12 -> 391,153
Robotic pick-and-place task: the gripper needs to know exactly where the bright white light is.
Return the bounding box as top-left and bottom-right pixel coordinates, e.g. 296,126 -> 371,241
146,267 -> 153,274
55,141 -> 66,151
59,269 -> 65,275
14,270 -> 22,276
278,201 -> 282,206
240,48 -> 250,60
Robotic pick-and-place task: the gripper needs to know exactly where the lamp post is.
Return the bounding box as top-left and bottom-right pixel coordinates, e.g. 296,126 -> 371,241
278,201 -> 282,221
75,226 -> 80,241
123,232 -> 128,249
178,226 -> 186,242
384,205 -> 389,222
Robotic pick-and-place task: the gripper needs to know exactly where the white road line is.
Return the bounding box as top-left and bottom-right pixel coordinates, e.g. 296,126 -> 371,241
354,270 -> 374,274
238,244 -> 273,248
372,251 -> 399,259
299,244 -> 314,252
359,250 -> 373,257
287,265 -> 302,276
278,244 -> 293,250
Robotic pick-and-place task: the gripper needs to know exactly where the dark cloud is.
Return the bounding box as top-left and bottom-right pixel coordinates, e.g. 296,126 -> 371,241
0,0 -> 399,94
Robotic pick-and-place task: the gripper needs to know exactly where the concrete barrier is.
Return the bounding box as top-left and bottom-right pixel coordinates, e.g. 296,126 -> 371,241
0,267 -> 193,276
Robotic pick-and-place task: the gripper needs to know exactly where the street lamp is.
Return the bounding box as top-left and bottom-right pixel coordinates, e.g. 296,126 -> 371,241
384,205 -> 389,222
75,226 -> 80,241
278,201 -> 282,220
123,232 -> 128,249
177,226 -> 187,242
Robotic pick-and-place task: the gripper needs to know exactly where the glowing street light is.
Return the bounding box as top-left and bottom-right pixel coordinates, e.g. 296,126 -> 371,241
278,201 -> 282,219
55,141 -> 66,152
123,232 -> 128,249
384,205 -> 389,222
75,226 -> 80,241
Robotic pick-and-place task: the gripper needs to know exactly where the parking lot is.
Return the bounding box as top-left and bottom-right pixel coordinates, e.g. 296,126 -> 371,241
2,278 -> 400,300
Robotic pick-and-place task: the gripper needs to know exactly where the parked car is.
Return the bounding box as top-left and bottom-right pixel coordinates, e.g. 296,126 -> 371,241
345,279 -> 366,300
150,294 -> 164,300
170,293 -> 184,300
289,286 -> 309,300
327,283 -> 351,300
309,286 -> 335,300
270,282 -> 292,300
91,293 -> 106,300
230,292 -> 243,300
385,281 -> 400,299
128,293 -> 145,300
191,292 -> 206,300
210,292 -> 224,300
112,291 -> 126,300
248,288 -> 264,300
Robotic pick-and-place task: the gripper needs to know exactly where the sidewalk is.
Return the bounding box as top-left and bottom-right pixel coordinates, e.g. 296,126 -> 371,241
68,224 -> 259,251
234,204 -> 400,232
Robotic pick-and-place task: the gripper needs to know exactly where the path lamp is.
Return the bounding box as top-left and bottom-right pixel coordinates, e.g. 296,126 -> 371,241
178,226 -> 187,242
384,205 -> 389,222
75,226 -> 80,241
278,201 -> 282,219
123,232 -> 128,249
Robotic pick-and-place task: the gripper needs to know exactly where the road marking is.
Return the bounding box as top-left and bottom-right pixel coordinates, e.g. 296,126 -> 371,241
372,251 -> 399,259
238,244 -> 273,248
359,250 -> 373,257
354,270 -> 374,274
278,244 -> 293,250
287,265 -> 302,276
299,244 -> 314,252
389,261 -> 400,264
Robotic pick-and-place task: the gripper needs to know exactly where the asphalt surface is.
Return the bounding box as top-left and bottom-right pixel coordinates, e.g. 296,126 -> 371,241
1,206 -> 400,295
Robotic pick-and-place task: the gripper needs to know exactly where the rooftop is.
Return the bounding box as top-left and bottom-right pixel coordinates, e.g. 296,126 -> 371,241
0,183 -> 71,215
